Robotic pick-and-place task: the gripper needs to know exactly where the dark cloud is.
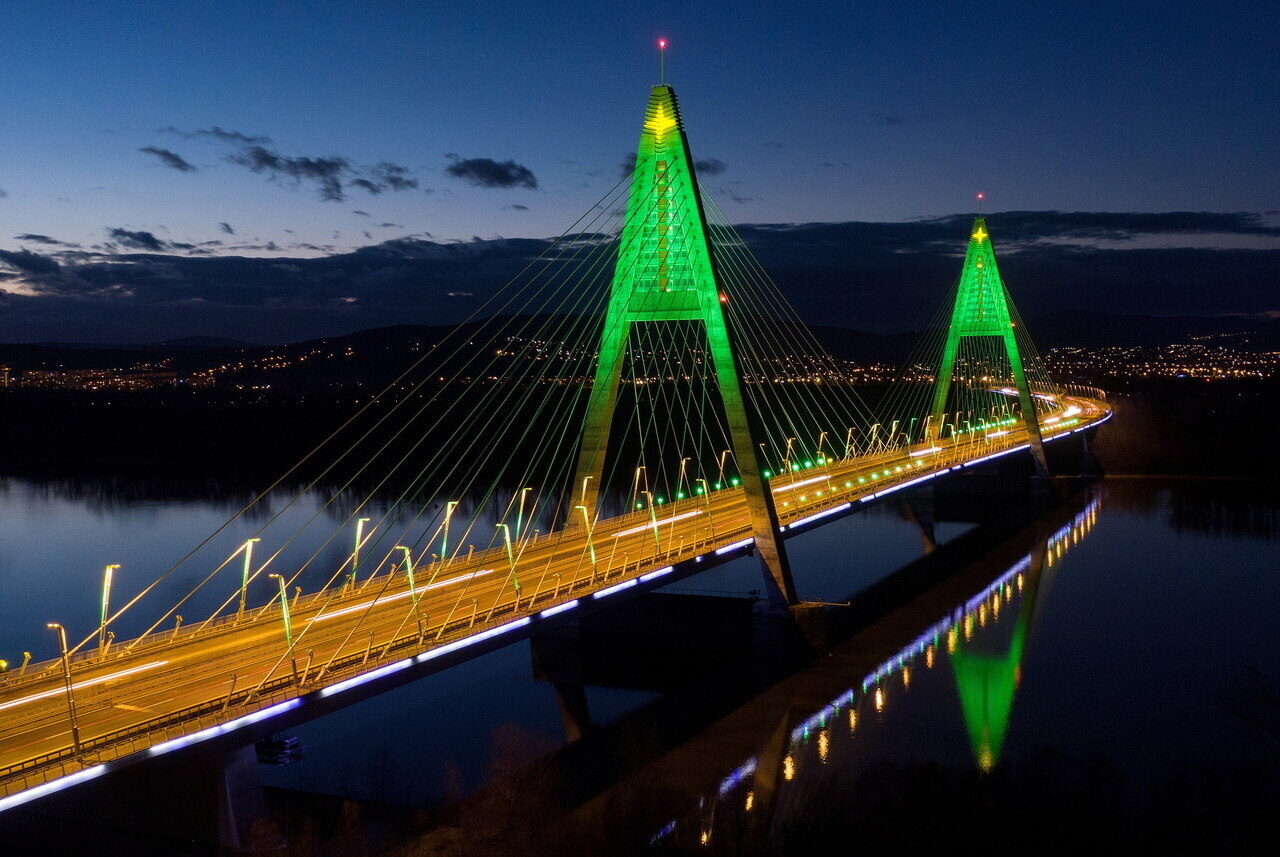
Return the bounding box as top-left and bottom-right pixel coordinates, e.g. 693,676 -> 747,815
378,222 -> 403,228
162,125 -> 272,144
694,158 -> 727,176
219,222 -> 235,235
349,179 -> 382,195
221,145 -> 419,202
445,156 -> 537,189
352,210 -> 371,217
0,189 -> 8,198
229,146 -> 349,201
3,212 -> 1277,343
369,162 -> 417,191
139,146 -> 197,172
619,152 -> 637,178
0,249 -> 61,275
106,228 -> 169,252
508,203 -> 530,212
14,234 -> 67,246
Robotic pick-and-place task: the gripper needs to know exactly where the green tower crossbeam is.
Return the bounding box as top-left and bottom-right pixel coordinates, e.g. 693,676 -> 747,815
929,217 -> 1048,474
571,84 -> 797,603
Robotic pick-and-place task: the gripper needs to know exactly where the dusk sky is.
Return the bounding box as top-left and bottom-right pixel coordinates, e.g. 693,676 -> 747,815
2,0 -> 1277,341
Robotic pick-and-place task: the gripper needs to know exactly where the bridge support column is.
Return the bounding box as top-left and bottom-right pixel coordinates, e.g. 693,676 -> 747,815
569,84 -> 796,603
530,620 -> 594,742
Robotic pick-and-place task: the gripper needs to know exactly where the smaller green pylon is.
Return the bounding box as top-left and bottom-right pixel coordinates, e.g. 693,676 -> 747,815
929,217 -> 1047,473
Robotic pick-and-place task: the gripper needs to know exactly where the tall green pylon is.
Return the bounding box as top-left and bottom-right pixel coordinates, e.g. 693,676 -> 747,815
571,84 -> 797,604
929,217 -> 1048,474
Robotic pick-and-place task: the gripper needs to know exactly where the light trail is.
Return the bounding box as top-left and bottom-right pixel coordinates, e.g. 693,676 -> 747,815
0,661 -> 170,713
315,569 -> 496,621
612,509 -> 703,537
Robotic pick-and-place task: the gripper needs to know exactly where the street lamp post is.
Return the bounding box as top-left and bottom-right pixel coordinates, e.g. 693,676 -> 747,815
641,490 -> 661,550
269,574 -> 292,646
397,546 -> 418,605
574,505 -> 597,566
238,538 -> 261,617
349,517 -> 371,588
47,623 -> 81,753
515,487 -> 532,541
98,564 -> 119,656
442,501 -> 458,561
496,523 -> 520,592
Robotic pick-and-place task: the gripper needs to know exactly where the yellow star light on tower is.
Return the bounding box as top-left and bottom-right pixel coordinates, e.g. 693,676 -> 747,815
645,102 -> 677,139
972,225 -> 988,243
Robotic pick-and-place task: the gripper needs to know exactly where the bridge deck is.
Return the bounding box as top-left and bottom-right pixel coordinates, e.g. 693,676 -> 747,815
0,396 -> 1109,804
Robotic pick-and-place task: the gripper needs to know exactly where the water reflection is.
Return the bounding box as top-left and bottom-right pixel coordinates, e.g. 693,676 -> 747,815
647,495 -> 1102,851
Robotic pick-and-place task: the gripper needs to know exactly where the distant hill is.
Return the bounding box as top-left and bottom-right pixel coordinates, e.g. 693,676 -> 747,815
3,312 -> 1277,375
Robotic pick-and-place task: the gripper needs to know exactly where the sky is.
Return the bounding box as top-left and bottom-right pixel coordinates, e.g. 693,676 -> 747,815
1,0 -> 1278,341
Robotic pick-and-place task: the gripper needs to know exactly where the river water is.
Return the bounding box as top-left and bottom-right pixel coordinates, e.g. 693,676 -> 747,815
1,476 -> 1277,850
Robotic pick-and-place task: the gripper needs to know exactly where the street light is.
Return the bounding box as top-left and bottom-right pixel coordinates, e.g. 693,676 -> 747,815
574,505 -> 597,565
641,490 -> 661,550
442,501 -> 458,561
397,546 -> 418,605
98,564 -> 119,656
496,523 -> 521,591
349,517 -> 372,588
238,538 -> 261,617
515,487 -> 532,541
269,574 -> 292,645
47,623 -> 82,753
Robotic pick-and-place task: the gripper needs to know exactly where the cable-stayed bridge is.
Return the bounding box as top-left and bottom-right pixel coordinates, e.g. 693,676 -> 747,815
0,82 -> 1110,842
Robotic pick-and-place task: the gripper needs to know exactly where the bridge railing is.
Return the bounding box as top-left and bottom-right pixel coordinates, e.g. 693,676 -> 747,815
0,521 -> 744,800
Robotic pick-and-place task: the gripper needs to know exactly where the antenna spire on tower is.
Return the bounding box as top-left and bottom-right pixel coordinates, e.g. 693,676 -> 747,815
976,191 -> 985,214
658,38 -> 667,84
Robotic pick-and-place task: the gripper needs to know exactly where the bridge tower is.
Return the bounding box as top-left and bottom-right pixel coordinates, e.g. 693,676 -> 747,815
571,84 -> 797,604
929,217 -> 1048,474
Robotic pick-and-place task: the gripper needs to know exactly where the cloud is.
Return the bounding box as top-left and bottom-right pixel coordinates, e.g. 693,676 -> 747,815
229,146 -> 349,201
349,179 -> 382,195
0,249 -> 61,275
694,158 -> 727,176
162,125 -> 272,144
369,162 -> 417,191
378,222 -> 403,228
352,210 -> 370,217
14,234 -> 68,246
508,203 -> 530,211
3,212 -> 1278,343
445,156 -> 537,189
219,222 -> 235,235
0,188 -> 8,198
139,146 -> 197,172
107,227 -> 170,252
218,145 -> 419,202
619,152 -> 637,178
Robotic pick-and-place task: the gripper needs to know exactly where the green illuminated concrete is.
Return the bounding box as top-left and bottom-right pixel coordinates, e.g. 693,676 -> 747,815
571,84 -> 796,603
929,217 -> 1047,473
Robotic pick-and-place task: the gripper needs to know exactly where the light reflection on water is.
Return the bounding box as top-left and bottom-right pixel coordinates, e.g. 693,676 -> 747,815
0,476 -> 1277,824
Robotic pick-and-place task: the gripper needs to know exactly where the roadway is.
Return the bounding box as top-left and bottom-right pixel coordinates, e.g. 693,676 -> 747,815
0,394 -> 1109,798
